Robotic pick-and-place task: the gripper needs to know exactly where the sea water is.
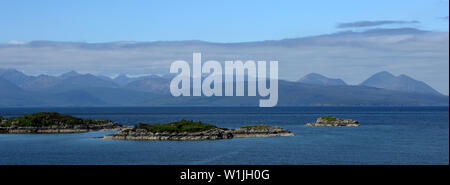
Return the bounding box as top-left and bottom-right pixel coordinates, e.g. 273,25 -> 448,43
0,106 -> 448,165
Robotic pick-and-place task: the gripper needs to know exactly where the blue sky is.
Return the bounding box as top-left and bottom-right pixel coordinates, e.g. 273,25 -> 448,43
1,0 -> 448,43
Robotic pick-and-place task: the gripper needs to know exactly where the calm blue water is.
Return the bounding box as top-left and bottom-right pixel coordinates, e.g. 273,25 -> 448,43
0,107 -> 448,165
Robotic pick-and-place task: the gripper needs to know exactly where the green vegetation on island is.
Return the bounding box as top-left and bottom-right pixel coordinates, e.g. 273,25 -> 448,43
130,120 -> 219,133
319,116 -> 337,121
306,116 -> 360,126
0,112 -> 106,127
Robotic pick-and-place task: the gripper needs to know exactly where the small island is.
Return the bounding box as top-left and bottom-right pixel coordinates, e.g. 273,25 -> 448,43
102,120 -> 294,140
306,116 -> 360,126
0,112 -> 125,133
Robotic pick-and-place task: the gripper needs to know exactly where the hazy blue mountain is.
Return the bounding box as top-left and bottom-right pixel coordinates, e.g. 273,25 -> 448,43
113,74 -> 165,86
141,80 -> 448,106
298,73 -> 347,86
0,76 -> 157,106
78,87 -> 159,105
51,73 -> 119,91
0,69 -> 448,107
1,76 -> 37,105
0,68 -> 35,86
124,77 -> 170,94
276,81 -> 447,106
360,71 -> 442,96
0,77 -> 44,106
0,77 -> 22,92
40,90 -> 107,106
17,71 -> 119,92
0,76 -> 107,106
20,74 -> 62,90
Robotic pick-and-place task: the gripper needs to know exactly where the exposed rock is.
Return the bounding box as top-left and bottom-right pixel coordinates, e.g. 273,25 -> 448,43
230,125 -> 295,138
306,116 -> 360,126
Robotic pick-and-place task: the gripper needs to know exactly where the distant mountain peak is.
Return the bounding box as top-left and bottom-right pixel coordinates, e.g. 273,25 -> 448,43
59,70 -> 81,79
0,68 -> 26,76
360,71 -> 442,95
298,73 -> 347,86
0,68 -> 35,86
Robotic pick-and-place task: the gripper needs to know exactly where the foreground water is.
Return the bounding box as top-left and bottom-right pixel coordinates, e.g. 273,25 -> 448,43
0,107 -> 448,165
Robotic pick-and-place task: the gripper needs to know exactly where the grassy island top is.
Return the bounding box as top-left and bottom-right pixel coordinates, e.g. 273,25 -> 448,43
132,120 -> 219,133
0,112 -> 106,127
319,116 -> 337,121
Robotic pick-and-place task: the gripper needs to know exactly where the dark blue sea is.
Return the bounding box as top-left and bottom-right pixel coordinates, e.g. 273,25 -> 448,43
0,107 -> 448,165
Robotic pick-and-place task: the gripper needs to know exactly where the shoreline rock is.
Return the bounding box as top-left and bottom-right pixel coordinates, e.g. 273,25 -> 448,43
0,122 -> 125,134
230,126 -> 295,138
306,116 -> 360,126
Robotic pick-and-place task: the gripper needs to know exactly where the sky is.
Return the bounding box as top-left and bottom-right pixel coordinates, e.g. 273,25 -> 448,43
0,0 -> 448,43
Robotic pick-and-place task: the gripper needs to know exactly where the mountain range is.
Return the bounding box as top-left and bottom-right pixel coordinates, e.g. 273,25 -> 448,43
0,68 -> 447,107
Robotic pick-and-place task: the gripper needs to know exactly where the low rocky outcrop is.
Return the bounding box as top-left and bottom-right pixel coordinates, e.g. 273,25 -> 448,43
103,121 -> 294,141
230,125 -> 295,138
306,116 -> 360,126
103,128 -> 233,140
0,112 -> 125,134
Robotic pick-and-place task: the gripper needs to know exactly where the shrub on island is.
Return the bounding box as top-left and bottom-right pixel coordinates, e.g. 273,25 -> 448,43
306,116 -> 360,126
131,120 -> 219,133
0,112 -> 108,127
319,116 -> 337,121
0,112 -> 123,133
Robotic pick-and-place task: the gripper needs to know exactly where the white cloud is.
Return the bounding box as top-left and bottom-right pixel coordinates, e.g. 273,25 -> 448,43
7,40 -> 28,45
